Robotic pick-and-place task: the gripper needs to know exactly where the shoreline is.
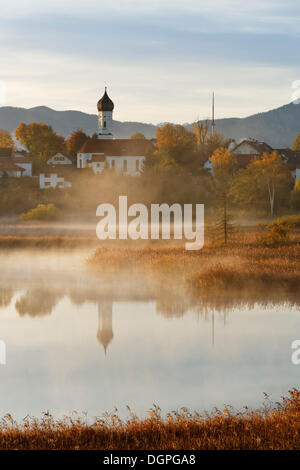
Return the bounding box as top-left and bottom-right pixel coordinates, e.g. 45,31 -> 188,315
0,390 -> 299,450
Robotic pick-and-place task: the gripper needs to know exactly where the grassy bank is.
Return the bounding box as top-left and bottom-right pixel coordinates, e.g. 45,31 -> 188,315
87,238 -> 300,309
0,390 -> 300,449
87,240 -> 300,287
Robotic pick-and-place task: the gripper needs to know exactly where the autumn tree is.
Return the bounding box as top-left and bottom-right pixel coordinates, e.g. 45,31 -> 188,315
152,124 -> 197,171
292,133 -> 300,150
15,123 -> 66,165
192,120 -> 232,161
210,147 -> 237,195
192,120 -> 209,146
231,152 -> 293,217
66,129 -> 88,156
130,133 -> 146,140
0,130 -> 15,150
210,147 -> 237,243
290,179 -> 300,210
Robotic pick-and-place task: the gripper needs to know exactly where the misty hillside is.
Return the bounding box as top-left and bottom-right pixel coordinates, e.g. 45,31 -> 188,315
0,102 -> 300,147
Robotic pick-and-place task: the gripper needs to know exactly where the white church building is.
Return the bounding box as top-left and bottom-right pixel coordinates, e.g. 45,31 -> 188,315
77,88 -> 154,176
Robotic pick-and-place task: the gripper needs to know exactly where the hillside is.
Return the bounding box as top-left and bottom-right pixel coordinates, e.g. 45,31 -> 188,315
0,102 -> 299,147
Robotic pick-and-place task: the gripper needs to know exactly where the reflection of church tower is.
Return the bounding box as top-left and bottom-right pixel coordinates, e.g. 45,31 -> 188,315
97,301 -> 114,354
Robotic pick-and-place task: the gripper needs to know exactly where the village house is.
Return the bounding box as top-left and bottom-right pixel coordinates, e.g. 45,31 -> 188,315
39,151 -> 75,189
77,88 -> 154,175
0,148 -> 32,178
204,138 -> 300,181
231,138 -> 300,180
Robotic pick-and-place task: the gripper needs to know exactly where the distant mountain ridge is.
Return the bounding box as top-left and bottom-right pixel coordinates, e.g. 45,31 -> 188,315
0,102 -> 299,147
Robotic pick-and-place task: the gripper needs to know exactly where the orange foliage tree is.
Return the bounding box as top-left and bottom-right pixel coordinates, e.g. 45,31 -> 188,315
232,152 -> 293,217
15,122 -> 65,165
0,130 -> 15,150
66,129 -> 88,156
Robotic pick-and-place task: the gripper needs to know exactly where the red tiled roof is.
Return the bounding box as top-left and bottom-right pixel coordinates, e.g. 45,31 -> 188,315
0,156 -> 32,165
78,139 -> 155,156
12,157 -> 32,163
235,154 -> 258,168
275,149 -> 300,169
91,154 -> 106,162
0,161 -> 25,172
0,148 -> 13,158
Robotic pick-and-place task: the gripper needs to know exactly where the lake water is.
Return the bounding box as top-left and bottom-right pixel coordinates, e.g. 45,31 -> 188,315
0,250 -> 299,420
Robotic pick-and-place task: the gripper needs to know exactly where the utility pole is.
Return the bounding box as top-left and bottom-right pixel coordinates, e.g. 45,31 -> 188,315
211,91 -> 215,136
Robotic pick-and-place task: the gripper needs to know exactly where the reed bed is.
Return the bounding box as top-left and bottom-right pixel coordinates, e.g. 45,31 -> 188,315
87,239 -> 300,284
0,390 -> 300,449
87,239 -> 300,309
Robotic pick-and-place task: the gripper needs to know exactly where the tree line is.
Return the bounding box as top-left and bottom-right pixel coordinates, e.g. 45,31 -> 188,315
0,125 -> 88,169
0,121 -> 300,216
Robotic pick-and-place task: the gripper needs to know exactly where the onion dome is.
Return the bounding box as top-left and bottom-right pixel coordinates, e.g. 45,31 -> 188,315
97,87 -> 114,112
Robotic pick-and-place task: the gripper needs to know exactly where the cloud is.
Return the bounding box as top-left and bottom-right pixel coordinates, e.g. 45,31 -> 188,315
0,1 -> 299,121
1,43 -> 296,123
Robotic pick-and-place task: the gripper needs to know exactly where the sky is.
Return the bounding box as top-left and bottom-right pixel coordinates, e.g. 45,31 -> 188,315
0,0 -> 300,123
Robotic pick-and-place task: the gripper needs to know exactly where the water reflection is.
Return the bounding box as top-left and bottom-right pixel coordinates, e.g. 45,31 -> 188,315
0,271 -> 299,355
0,274 -> 238,354
97,301 -> 113,354
16,287 -> 63,318
0,251 -> 299,419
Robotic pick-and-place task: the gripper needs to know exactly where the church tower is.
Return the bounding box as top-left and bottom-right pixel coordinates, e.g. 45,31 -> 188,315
97,87 -> 114,139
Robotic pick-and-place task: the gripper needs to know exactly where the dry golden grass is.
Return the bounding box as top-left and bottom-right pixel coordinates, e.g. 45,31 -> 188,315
87,235 -> 300,309
1,390 -> 300,449
87,236 -> 300,286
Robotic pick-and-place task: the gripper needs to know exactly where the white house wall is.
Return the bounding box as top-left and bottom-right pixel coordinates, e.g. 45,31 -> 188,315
294,168 -> 300,182
106,156 -> 144,175
40,173 -> 72,189
78,153 -> 144,175
14,162 -> 32,176
77,153 -> 94,169
232,143 -> 258,155
47,153 -> 73,165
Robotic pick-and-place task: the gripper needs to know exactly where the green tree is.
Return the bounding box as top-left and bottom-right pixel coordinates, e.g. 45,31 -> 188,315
15,122 -> 66,165
66,129 -> 88,156
0,130 -> 15,150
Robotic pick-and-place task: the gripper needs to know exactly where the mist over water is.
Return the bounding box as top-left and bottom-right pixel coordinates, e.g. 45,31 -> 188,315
0,249 -> 299,420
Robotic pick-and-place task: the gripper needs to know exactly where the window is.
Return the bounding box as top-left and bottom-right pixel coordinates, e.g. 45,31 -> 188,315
136,160 -> 139,172
123,160 -> 127,172
104,121 -> 106,128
